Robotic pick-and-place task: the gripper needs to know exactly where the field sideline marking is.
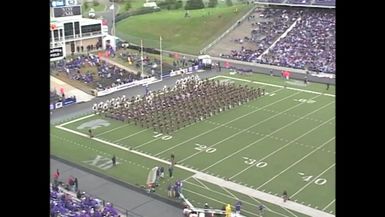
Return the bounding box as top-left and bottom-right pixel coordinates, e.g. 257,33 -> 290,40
57,114 -> 96,127
96,123 -> 132,137
322,199 -> 335,211
192,177 -> 210,190
229,115 -> 335,179
221,186 -> 239,200
201,100 -> 334,173
113,129 -> 148,143
134,138 -> 159,149
55,124 -> 334,217
204,119 -> 335,154
248,196 -> 295,217
257,137 -> 335,189
193,173 -> 334,217
217,75 -> 335,97
185,180 -> 289,217
180,93 -> 325,163
291,163 -> 335,198
183,188 -> 278,217
154,89 -> 298,157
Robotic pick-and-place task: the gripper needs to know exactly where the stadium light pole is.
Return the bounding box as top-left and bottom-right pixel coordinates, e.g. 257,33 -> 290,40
141,40 -> 144,77
110,1 -> 115,36
160,36 -> 163,81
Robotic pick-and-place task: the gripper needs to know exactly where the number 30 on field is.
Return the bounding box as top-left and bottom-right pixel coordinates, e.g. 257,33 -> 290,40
242,157 -> 268,168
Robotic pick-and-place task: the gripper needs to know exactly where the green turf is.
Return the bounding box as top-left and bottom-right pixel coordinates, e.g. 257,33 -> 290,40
116,4 -> 252,54
51,73 -> 335,217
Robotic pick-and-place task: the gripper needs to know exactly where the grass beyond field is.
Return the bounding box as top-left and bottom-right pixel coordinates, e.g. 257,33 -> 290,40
116,4 -> 251,54
51,73 -> 335,217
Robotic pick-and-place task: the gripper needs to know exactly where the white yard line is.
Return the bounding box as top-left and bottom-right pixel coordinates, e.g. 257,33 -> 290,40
203,101 -> 334,173
134,138 -> 159,149
230,115 -> 335,179
58,114 -> 96,127
113,129 -> 148,143
96,123 -> 132,137
281,207 -> 299,217
192,177 -> 210,190
55,124 -> 334,217
257,136 -> 335,189
322,199 -> 335,211
180,92 -> 322,163
182,188 -> 267,217
291,163 -> 335,198
221,186 -> 239,200
154,88 -> 293,156
217,75 -> 335,97
193,173 -> 334,217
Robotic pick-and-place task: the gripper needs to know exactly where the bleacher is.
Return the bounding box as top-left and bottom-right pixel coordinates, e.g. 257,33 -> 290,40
50,184 -> 123,217
252,0 -> 335,6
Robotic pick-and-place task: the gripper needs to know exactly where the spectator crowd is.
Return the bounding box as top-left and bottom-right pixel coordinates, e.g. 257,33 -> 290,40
221,7 -> 335,73
53,54 -> 147,91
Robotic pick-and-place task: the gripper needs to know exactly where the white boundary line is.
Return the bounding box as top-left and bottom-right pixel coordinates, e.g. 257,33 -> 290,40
322,199 -> 335,211
55,124 -> 334,217
57,114 -> 96,127
230,115 -> 335,179
185,180 -> 290,217
193,172 -> 334,217
248,196 -> 290,217
203,101 -> 335,173
96,123 -> 132,137
182,188 -> 270,217
134,138 -> 159,149
291,163 -> 335,198
192,177 -> 210,190
220,186 -> 239,200
113,129 -> 148,143
257,137 -> 335,189
217,75 -> 335,97
180,93 -> 324,164
155,89 -> 296,156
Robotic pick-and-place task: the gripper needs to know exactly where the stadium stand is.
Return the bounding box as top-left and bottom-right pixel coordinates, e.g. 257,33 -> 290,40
221,7 -> 335,73
286,0 -> 312,4
314,0 -> 335,6
220,8 -> 301,62
258,9 -> 335,73
50,184 -> 122,217
53,54 -> 149,91
253,0 -> 335,6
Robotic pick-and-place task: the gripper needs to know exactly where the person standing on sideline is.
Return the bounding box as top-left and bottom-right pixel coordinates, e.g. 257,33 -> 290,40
88,129 -> 93,138
257,204 -> 265,216
326,82 -> 330,90
168,166 -> 173,178
304,75 -> 308,84
235,201 -> 241,215
74,177 -> 78,192
53,169 -> 60,186
283,190 -> 289,202
112,155 -> 116,166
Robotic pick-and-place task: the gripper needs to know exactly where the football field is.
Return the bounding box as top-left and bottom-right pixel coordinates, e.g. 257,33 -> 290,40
51,73 -> 335,217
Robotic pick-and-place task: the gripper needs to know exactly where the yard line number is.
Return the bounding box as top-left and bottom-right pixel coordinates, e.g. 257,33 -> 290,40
298,172 -> 327,185
294,99 -> 316,103
242,157 -> 268,168
194,144 -> 216,153
153,132 -> 173,140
